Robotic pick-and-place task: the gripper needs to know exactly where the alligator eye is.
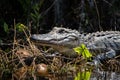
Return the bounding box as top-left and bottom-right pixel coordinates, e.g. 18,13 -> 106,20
58,29 -> 68,33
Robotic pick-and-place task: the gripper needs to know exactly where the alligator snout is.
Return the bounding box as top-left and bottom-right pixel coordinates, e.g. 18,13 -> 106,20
30,34 -> 37,41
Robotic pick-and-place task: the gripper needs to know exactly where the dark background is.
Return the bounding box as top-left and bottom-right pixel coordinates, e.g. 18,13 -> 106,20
0,0 -> 120,40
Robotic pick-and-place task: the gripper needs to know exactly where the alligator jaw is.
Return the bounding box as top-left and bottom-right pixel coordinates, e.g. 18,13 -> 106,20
30,33 -> 78,54
31,34 -> 74,47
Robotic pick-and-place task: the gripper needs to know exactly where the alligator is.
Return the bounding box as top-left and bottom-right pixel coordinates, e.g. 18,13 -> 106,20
30,27 -> 120,65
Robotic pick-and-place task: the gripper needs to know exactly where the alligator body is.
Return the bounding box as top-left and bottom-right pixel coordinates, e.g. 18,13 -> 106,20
30,27 -> 120,64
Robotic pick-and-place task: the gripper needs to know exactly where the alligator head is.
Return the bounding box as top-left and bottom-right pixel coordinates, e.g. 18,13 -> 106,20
30,27 -> 80,56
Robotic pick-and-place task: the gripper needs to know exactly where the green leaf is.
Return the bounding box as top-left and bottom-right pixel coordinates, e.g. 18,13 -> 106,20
74,71 -> 91,80
73,44 -> 92,58
16,23 -> 27,32
0,39 -> 3,44
3,22 -> 9,33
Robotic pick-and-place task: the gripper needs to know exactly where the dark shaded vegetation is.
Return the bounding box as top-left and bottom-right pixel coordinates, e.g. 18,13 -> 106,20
0,0 -> 120,35
0,0 -> 120,80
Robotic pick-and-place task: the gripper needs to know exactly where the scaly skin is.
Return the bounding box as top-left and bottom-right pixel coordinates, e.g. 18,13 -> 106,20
31,27 -> 120,65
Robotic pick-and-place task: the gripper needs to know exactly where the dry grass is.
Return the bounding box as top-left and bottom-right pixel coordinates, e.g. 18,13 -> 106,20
0,28 -> 85,80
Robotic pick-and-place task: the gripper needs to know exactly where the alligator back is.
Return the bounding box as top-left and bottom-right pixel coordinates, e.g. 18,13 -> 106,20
83,31 -> 120,50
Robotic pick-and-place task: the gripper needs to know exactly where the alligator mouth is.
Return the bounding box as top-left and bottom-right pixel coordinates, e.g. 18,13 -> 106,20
30,34 -> 67,47
31,39 -> 64,47
30,34 -> 73,53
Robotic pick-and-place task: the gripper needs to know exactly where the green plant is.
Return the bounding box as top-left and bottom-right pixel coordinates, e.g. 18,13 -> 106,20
73,44 -> 92,59
74,71 -> 91,80
3,22 -> 9,33
16,23 -> 27,32
17,0 -> 45,33
30,0 -> 44,33
0,22 -> 9,43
